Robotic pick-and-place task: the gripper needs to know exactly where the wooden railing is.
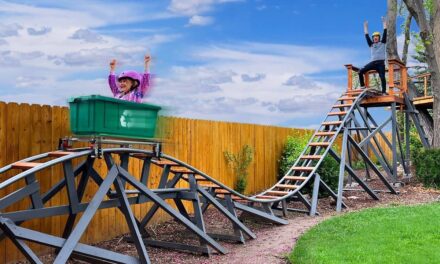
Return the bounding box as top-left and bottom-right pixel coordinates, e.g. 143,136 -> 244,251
345,59 -> 408,98
410,72 -> 432,98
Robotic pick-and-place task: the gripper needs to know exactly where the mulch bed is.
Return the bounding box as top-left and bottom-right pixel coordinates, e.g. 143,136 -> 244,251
21,174 -> 440,264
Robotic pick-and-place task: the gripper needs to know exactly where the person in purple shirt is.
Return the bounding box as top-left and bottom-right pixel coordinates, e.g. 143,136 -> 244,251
108,54 -> 152,102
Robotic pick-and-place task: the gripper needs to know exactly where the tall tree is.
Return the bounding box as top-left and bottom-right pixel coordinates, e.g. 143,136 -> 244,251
401,13 -> 413,64
402,0 -> 440,147
386,0 -> 434,143
387,0 -> 401,59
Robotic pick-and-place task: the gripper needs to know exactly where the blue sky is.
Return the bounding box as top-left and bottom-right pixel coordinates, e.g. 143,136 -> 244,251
0,0 -> 413,128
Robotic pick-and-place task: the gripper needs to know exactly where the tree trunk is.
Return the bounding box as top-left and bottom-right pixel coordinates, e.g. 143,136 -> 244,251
431,0 -> 440,146
404,0 -> 440,147
402,13 -> 412,65
407,82 -> 434,144
387,0 -> 401,60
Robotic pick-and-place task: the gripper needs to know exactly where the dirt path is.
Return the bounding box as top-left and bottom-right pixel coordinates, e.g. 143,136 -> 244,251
200,215 -> 327,264
35,181 -> 440,264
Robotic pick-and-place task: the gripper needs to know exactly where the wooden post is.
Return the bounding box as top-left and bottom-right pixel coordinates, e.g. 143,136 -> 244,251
388,61 -> 395,96
365,72 -> 370,88
424,76 -> 428,97
401,65 -> 408,97
345,64 -> 353,91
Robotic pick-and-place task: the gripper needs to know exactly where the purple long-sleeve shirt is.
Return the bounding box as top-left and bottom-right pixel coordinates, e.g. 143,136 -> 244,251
108,72 -> 151,103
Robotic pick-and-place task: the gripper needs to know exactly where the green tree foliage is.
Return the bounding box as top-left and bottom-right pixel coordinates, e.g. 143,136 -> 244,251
224,144 -> 253,194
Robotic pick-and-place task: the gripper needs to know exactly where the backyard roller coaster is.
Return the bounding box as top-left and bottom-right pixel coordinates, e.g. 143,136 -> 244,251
0,60 -> 431,263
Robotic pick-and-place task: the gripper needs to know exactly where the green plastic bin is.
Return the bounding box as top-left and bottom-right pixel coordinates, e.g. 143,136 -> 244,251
69,95 -> 161,139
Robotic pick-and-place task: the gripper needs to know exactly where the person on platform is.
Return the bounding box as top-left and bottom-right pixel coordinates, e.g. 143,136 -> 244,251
359,17 -> 387,94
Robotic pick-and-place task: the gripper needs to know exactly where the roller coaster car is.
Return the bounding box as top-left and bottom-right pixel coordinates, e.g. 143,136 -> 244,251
69,95 -> 162,140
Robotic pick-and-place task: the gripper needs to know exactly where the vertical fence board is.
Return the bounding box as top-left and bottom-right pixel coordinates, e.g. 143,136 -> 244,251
5,103 -> 20,263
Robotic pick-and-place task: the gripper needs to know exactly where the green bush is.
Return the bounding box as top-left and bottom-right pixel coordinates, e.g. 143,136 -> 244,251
413,148 -> 440,188
409,127 -> 424,158
278,133 -> 340,194
224,144 -> 254,194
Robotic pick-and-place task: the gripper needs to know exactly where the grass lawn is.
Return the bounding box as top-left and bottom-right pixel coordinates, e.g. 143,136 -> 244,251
289,203 -> 440,264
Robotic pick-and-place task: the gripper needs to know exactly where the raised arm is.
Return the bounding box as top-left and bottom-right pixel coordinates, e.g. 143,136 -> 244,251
381,16 -> 387,43
136,54 -> 152,98
364,21 -> 372,46
108,59 -> 119,96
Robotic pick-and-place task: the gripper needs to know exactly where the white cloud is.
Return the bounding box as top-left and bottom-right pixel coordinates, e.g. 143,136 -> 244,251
16,75 -> 47,88
187,15 -> 214,26
241,73 -> 266,82
27,26 -> 51,36
168,0 -> 242,26
168,0 -> 240,16
256,5 -> 267,11
0,23 -> 22,37
148,42 -> 356,125
70,29 -> 105,43
0,1 -> 180,105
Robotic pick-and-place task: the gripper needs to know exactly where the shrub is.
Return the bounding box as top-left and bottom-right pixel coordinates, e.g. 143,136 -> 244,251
278,133 -> 340,195
409,126 -> 424,158
224,144 -> 254,194
413,148 -> 440,189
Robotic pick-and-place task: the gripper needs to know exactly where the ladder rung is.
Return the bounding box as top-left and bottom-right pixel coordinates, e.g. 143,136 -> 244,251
300,155 -> 323,160
309,142 -> 330,147
255,195 -> 278,200
131,153 -> 155,158
48,151 -> 74,157
215,189 -> 231,194
12,162 -> 42,170
199,183 -> 221,188
151,159 -> 179,166
181,175 -> 210,181
315,132 -> 336,136
284,176 -> 308,181
333,104 -> 352,108
276,184 -> 298,189
291,166 -> 315,171
345,90 -> 363,94
170,167 -> 197,174
328,111 -> 347,116
216,194 -> 246,201
322,121 -> 342,126
265,190 -> 289,196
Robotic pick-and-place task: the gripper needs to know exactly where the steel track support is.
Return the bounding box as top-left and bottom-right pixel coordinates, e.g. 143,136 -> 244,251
113,172 -> 150,264
329,149 -> 379,200
336,128 -> 348,212
310,173 -> 320,216
117,166 -> 227,254
187,174 -> 211,255
53,165 -> 119,263
347,135 -> 397,194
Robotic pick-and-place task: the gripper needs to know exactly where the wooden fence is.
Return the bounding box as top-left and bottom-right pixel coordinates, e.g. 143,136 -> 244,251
0,101 -> 313,263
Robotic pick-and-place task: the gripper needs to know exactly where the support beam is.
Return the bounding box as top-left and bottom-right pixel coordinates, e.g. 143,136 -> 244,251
232,202 -> 288,225
0,217 -> 139,264
347,135 -> 397,194
329,149 -> 379,200
117,166 -> 228,254
53,165 -> 119,263
337,128 -> 348,212
310,174 -> 320,216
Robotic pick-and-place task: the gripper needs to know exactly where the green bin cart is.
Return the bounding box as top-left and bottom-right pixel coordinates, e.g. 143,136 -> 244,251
69,95 -> 161,139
